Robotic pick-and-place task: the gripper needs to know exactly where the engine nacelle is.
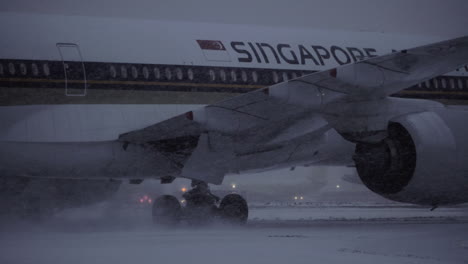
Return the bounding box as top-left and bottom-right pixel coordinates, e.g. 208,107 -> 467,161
354,109 -> 468,206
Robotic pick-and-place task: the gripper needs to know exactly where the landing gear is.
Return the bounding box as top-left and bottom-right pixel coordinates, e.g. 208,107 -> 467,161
219,194 -> 248,223
151,181 -> 248,226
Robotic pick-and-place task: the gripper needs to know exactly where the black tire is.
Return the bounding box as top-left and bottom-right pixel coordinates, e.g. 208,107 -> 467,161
219,194 -> 248,224
152,195 -> 181,226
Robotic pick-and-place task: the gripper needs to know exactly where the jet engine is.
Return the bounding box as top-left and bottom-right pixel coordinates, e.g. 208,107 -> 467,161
353,109 -> 468,206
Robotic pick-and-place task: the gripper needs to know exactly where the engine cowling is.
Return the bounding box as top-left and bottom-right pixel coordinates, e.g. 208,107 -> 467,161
354,110 -> 468,206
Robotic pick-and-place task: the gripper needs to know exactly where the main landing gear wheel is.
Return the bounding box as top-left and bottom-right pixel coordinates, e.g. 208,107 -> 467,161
219,194 -> 248,224
152,195 -> 181,226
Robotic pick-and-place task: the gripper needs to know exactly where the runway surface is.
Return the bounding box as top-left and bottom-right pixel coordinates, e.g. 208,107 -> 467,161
1,205 -> 467,264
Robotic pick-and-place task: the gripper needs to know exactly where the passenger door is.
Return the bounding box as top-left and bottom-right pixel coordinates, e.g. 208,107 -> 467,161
57,43 -> 87,96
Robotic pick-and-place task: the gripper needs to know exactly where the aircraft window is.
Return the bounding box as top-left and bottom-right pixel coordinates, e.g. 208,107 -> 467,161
230,70 -> 237,82
165,67 -> 172,80
8,63 -> 15,75
121,66 -> 128,78
282,72 -> 289,81
241,70 -> 247,82
131,66 -> 138,78
43,63 -> 50,76
458,78 -> 463,89
109,65 -> 117,78
176,68 -> 183,80
291,72 -> 298,79
187,68 -> 194,80
209,69 -> 216,81
0,63 -> 3,75
154,67 -> 161,79
219,69 -> 226,82
252,71 -> 258,83
441,78 -> 447,89
433,79 -> 438,89
272,71 -> 279,83
31,63 -> 38,76
20,63 -> 27,75
142,67 -> 149,79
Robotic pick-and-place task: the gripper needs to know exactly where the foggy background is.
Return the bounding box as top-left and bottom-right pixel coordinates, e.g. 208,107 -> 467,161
1,0 -> 467,205
2,0 -> 467,37
1,3 -> 467,264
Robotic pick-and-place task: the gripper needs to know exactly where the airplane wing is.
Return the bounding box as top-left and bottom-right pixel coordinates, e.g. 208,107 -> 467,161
299,36 -> 468,98
119,36 -> 468,184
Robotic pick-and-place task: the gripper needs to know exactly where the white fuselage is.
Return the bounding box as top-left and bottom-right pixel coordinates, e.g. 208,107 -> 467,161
0,12 -> 467,179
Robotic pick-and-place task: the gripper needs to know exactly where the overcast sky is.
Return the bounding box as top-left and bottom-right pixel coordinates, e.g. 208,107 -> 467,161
2,0 -> 467,37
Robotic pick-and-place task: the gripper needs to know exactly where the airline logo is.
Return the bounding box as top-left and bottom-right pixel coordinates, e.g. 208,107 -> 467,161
197,40 -> 379,67
197,40 -> 231,62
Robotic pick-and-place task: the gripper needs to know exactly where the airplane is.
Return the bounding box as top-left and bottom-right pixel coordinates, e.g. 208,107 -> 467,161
0,11 -> 468,223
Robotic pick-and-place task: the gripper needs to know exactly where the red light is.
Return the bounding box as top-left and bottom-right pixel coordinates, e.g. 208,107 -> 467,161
185,111 -> 194,121
139,199 -> 144,203
148,199 -> 152,203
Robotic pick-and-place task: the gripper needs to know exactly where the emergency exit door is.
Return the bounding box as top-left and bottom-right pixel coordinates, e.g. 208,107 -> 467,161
57,43 -> 87,96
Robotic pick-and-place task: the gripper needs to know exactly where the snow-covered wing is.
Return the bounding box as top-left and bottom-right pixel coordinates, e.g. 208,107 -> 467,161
298,35 -> 468,98
120,36 -> 468,143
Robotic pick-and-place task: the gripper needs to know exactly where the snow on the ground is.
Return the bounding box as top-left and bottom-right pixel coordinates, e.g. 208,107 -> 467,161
249,206 -> 468,222
1,205 -> 467,264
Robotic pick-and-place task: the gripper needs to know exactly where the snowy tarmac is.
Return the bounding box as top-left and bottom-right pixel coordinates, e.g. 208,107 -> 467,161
1,205 -> 467,264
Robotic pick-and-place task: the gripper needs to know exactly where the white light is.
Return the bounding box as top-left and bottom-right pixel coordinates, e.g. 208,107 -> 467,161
231,184 -> 237,189
336,185 -> 340,189
300,196 -> 304,200
180,199 -> 186,204
294,196 -> 298,200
